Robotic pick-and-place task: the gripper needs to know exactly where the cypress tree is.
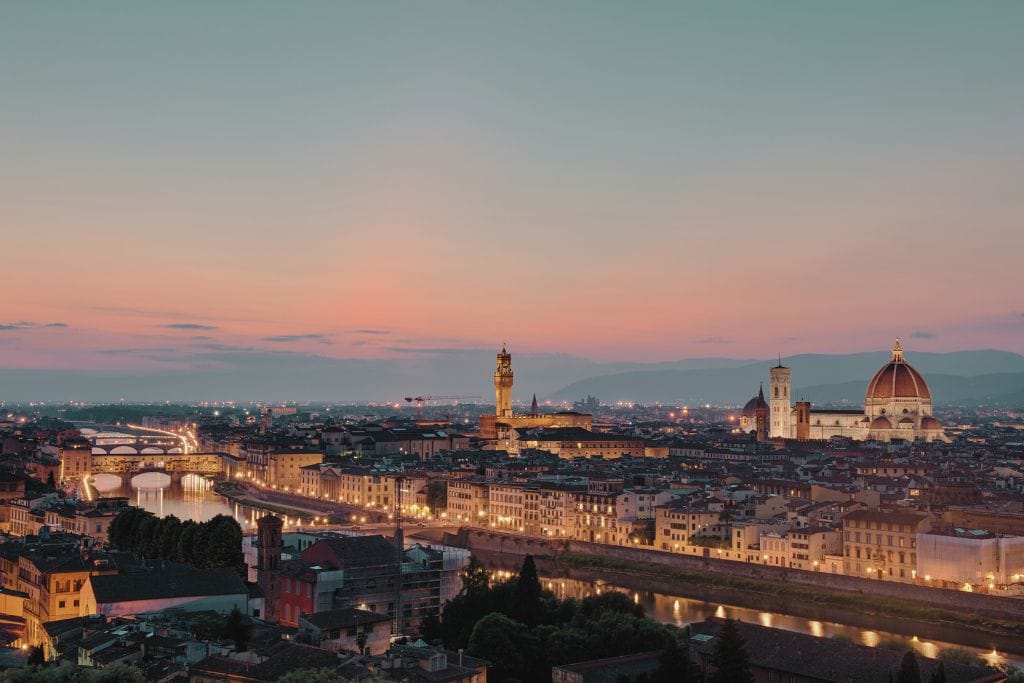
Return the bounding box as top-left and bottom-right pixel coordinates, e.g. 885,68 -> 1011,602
897,651 -> 922,683
709,618 -> 754,683
512,555 -> 543,626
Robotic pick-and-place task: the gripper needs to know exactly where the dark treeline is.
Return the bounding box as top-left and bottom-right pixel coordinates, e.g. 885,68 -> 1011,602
106,508 -> 244,576
421,555 -> 709,683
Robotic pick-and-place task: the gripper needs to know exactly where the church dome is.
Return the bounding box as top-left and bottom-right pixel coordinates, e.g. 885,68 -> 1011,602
921,416 -> 942,430
865,339 -> 931,402
870,416 -> 892,430
741,386 -> 768,417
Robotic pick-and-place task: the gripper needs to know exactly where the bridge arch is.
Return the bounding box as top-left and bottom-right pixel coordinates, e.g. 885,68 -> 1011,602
131,471 -> 172,489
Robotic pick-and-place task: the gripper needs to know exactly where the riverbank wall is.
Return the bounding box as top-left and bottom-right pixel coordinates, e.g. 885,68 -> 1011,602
446,528 -> 1024,623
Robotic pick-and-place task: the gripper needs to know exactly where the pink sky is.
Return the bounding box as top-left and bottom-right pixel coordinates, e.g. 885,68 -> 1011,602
3,4 -> 1023,369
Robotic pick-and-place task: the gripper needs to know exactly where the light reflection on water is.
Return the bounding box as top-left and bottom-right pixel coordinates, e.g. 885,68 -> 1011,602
542,577 -> 1017,669
99,475 -> 317,532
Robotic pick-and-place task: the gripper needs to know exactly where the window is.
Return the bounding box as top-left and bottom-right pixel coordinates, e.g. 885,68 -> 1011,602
58,600 -> 66,609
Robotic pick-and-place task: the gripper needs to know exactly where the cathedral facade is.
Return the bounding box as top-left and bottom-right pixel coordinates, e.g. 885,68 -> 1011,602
741,339 -> 948,443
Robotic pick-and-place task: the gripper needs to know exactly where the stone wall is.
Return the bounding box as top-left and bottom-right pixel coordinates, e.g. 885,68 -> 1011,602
448,528 -> 1024,622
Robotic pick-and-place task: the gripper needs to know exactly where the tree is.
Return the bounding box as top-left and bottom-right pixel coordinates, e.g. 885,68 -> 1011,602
26,646 -> 44,667
203,515 -> 244,574
425,480 -> 447,513
467,613 -> 541,682
419,613 -> 442,643
460,555 -> 490,596
511,555 -> 543,627
176,521 -> 198,564
709,618 -> 753,683
46,472 -> 56,490
135,515 -> 160,557
653,630 -> 696,683
896,651 -> 922,683
928,661 -> 948,683
578,591 -> 645,620
156,515 -> 183,560
0,663 -> 145,683
275,671 -> 347,683
223,606 -> 251,652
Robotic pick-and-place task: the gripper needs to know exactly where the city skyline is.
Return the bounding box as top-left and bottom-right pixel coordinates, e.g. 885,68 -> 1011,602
2,2 -> 1023,371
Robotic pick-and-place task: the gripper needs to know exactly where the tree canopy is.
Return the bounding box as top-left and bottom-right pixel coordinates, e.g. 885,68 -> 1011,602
437,554 -> 686,683
107,508 -> 243,575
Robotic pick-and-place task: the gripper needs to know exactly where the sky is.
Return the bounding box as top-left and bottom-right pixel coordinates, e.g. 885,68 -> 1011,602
2,1 -> 1022,371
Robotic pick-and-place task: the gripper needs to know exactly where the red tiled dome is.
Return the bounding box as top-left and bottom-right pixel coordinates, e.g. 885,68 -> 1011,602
920,416 -> 942,430
865,340 -> 931,402
870,416 -> 892,430
741,387 -> 768,417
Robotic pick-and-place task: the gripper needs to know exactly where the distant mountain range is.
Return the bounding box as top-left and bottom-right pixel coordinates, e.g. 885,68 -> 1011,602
1,349 -> 1022,407
549,350 -> 1024,407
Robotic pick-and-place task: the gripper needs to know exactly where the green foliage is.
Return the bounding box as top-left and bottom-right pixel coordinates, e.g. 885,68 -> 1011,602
467,613 -> 542,682
274,671 -> 389,683
653,629 -> 697,683
440,556 -> 684,682
223,606 -> 251,652
937,647 -> 983,667
191,613 -> 226,641
709,618 -> 753,683
107,508 -> 244,574
0,663 -> 145,683
511,555 -> 543,626
897,651 -> 922,683
1004,666 -> 1024,683
425,480 -> 447,512
26,647 -> 45,667
460,555 -> 490,596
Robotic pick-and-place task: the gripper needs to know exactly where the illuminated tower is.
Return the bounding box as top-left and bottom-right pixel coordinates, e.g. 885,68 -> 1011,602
769,360 -> 791,439
494,346 -> 513,419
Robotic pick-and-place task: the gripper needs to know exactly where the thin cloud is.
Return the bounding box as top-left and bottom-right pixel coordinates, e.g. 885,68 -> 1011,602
97,347 -> 180,355
692,336 -> 731,344
163,323 -> 219,331
91,305 -> 194,318
353,329 -> 390,335
263,333 -> 332,344
910,331 -> 936,339
0,321 -> 68,331
384,346 -> 487,354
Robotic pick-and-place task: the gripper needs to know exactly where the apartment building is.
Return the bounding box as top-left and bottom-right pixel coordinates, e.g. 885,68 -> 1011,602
842,508 -> 930,582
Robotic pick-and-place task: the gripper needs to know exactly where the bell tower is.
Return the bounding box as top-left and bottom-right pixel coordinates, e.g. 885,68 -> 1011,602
256,514 -> 283,623
769,359 -> 791,439
494,346 -> 513,419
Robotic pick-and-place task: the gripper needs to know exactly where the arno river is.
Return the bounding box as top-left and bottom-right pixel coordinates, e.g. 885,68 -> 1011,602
106,476 -> 1022,670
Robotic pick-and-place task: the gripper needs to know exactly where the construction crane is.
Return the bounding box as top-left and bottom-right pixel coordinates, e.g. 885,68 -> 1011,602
403,394 -> 480,418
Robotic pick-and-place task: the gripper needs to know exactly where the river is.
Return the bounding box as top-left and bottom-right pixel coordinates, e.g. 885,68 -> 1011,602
94,471 -> 323,532
526,573 -> 1022,670
101,477 -> 1022,671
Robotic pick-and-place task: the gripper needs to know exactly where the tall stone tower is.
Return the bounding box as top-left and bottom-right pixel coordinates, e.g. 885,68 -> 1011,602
256,514 -> 283,623
769,361 -> 791,439
494,346 -> 513,419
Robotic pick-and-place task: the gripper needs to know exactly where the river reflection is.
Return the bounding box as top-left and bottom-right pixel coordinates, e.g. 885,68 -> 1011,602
539,576 -> 1019,669
96,474 -> 322,533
